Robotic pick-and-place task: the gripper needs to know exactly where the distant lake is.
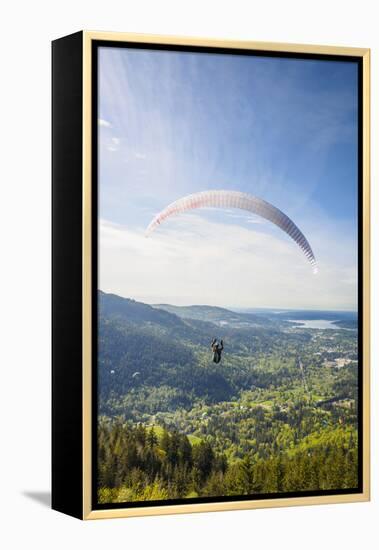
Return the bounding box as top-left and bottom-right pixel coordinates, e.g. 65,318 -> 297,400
288,319 -> 341,330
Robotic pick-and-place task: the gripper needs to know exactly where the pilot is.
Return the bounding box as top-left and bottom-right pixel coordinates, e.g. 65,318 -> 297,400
211,338 -> 224,364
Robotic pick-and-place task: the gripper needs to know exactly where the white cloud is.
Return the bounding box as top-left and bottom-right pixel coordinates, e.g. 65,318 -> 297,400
98,118 -> 112,128
106,137 -> 121,152
134,151 -> 147,160
99,215 -> 357,310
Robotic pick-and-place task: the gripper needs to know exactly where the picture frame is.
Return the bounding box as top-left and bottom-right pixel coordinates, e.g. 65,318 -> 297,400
52,31 -> 370,520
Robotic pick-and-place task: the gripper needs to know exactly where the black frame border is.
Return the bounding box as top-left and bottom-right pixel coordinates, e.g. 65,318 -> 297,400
52,31 -> 84,519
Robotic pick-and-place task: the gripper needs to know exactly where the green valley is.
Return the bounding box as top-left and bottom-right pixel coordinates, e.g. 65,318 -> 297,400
97,291 -> 359,503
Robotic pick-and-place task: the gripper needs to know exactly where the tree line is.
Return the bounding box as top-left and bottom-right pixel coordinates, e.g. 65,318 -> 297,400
97,419 -> 358,504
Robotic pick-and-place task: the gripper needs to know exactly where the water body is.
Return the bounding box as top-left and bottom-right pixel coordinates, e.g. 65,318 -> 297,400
289,319 -> 341,330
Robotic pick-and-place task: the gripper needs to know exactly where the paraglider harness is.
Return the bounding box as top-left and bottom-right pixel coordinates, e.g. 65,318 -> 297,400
211,338 -> 224,364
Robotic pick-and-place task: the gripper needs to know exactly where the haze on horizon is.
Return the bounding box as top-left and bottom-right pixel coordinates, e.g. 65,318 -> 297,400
99,287 -> 357,314
98,47 -> 358,311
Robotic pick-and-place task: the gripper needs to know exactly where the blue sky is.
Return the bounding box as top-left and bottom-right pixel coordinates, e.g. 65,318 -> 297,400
98,46 -> 358,310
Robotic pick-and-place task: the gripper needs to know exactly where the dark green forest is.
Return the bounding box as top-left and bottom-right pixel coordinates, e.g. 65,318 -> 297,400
97,291 -> 359,504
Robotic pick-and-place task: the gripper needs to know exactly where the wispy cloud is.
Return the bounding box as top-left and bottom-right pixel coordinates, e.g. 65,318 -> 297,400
106,137 -> 120,152
98,118 -> 112,127
134,151 -> 147,160
99,215 -> 357,310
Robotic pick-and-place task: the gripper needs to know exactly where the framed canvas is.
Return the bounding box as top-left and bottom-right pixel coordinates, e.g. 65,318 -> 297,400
52,31 -> 370,520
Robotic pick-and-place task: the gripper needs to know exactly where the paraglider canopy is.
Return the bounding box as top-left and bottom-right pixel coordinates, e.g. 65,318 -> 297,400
146,190 -> 317,273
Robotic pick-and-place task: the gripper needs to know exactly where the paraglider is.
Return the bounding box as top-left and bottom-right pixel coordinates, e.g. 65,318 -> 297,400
132,371 -> 140,378
211,338 -> 224,364
145,190 -> 317,273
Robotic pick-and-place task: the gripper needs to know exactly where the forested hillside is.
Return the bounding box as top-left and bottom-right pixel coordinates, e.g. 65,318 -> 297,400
97,291 -> 359,503
98,420 -> 358,503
